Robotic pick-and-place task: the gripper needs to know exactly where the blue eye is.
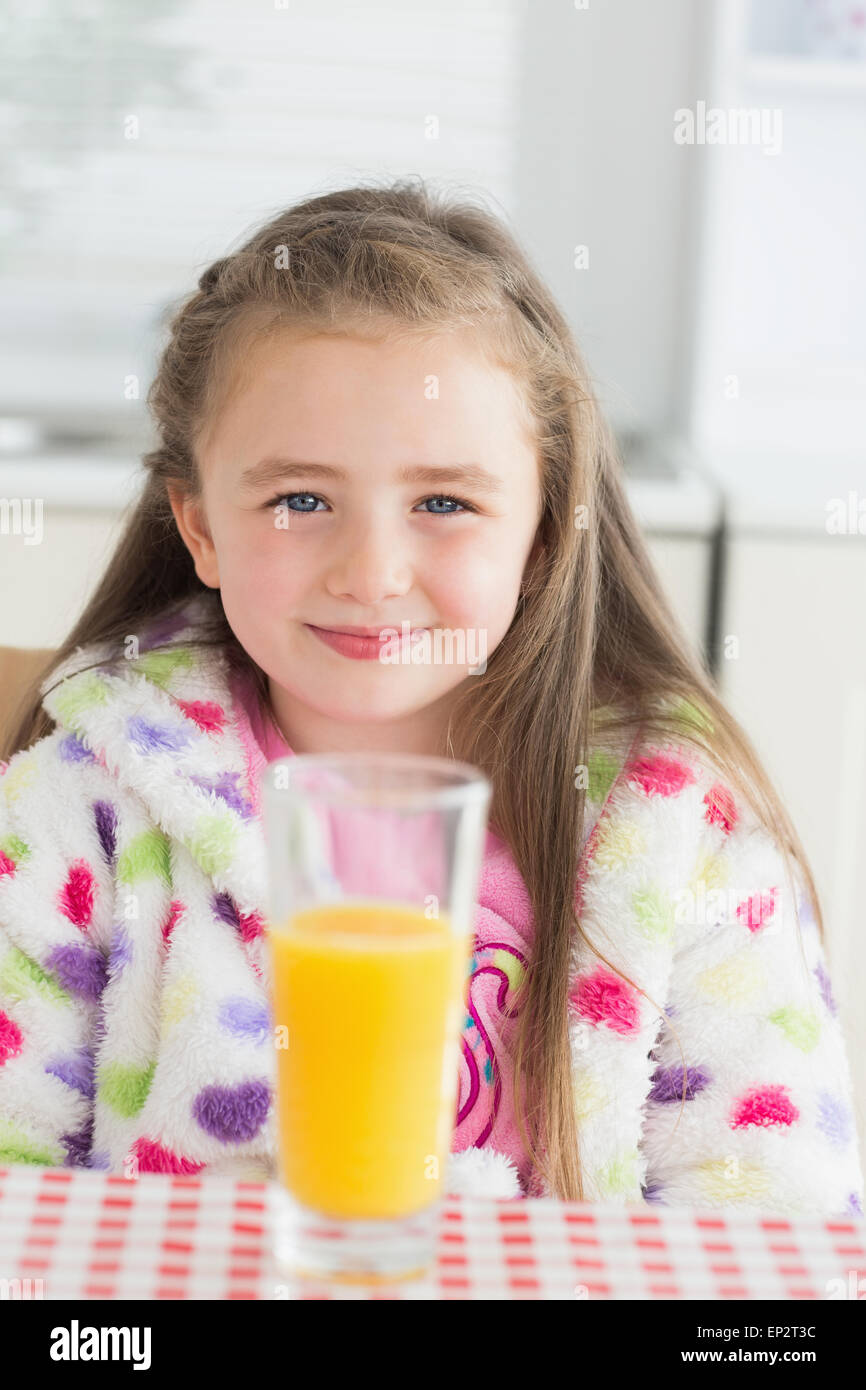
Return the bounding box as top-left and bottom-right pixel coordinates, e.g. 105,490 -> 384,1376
417,494 -> 474,514
265,492 -> 476,515
269,493 -> 326,513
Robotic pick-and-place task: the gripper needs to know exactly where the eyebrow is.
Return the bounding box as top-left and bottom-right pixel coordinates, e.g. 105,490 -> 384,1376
237,457 -> 505,496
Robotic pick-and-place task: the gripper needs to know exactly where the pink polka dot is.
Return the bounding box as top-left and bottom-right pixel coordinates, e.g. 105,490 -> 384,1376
57,859 -> 96,931
0,1009 -> 24,1065
736,887 -> 778,934
161,899 -> 186,944
0,849 -> 16,878
131,1137 -> 205,1174
571,964 -> 641,1034
704,781 -> 739,835
731,1083 -> 799,1129
238,909 -> 265,943
627,751 -> 697,798
176,699 -> 226,734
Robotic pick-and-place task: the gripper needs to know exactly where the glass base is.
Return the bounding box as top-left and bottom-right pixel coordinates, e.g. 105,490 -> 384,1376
272,1186 -> 439,1284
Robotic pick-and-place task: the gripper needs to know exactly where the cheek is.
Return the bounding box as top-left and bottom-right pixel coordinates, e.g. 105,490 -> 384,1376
214,514 -> 311,600
433,539 -> 520,630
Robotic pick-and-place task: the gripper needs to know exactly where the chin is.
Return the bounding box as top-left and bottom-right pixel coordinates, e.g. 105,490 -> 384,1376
307,696 -> 428,725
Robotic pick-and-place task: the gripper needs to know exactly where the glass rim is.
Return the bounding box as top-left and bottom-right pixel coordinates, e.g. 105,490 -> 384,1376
259,751 -> 492,811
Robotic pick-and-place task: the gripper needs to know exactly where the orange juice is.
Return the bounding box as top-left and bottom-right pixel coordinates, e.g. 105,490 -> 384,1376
269,900 -> 471,1220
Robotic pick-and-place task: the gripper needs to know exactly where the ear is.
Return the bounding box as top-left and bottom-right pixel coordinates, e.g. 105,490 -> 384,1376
166,483 -> 221,588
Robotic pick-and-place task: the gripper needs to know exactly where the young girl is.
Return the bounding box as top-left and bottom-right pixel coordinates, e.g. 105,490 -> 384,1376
1,179 -> 862,1213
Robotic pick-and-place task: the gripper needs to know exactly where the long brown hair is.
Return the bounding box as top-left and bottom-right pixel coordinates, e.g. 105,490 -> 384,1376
3,177 -> 822,1200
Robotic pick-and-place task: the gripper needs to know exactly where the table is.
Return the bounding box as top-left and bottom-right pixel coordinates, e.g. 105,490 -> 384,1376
1,1164 -> 864,1301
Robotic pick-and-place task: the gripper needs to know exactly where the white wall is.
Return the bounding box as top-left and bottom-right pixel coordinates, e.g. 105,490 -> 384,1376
689,0 -> 866,450
513,0 -> 710,441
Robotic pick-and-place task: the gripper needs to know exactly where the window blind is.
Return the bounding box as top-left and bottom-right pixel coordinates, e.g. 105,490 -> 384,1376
0,0 -> 524,434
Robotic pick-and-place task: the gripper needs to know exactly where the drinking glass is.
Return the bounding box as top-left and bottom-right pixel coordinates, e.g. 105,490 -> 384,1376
260,752 -> 491,1283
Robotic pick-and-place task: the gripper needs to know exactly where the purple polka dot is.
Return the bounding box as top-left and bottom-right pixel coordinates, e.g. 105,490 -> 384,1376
218,996 -> 270,1044
126,715 -> 195,755
45,1046 -> 95,1099
813,962 -> 838,1016
816,1090 -> 853,1148
45,943 -> 107,1002
192,1079 -> 271,1143
212,891 -> 239,930
60,734 -> 96,764
649,1064 -> 712,1104
798,889 -> 816,927
88,1149 -> 111,1171
93,799 -> 117,866
108,923 -> 132,977
61,1114 -> 94,1167
642,1181 -> 664,1204
141,608 -> 191,650
846,1191 -> 863,1216
189,772 -> 254,820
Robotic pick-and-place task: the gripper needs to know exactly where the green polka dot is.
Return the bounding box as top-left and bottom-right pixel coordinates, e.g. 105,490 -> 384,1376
669,695 -> 714,737
632,885 -> 676,942
189,810 -> 237,876
699,951 -> 764,1005
116,830 -> 172,888
768,1006 -> 821,1052
599,1148 -> 639,1196
0,833 -> 30,867
98,1060 -> 156,1117
589,703 -> 618,730
51,671 -> 111,732
0,1119 -> 63,1166
134,648 -> 195,689
491,948 -> 525,995
0,946 -> 71,1007
587,749 -> 620,803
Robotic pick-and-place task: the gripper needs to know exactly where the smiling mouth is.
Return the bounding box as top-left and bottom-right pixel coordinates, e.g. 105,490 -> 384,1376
308,624 -> 429,638
304,623 -> 429,661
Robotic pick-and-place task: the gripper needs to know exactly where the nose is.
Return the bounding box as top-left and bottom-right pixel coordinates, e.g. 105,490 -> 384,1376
323,512 -> 412,607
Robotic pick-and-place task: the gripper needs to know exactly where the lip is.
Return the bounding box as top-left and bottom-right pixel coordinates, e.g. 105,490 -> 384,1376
313,625 -> 414,637
305,623 -> 428,661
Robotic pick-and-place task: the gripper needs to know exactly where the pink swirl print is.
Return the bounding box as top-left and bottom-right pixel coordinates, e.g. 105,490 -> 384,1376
455,939 -> 529,1154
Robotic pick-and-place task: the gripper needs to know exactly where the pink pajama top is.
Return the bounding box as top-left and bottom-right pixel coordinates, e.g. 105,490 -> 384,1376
228,665 -> 542,1195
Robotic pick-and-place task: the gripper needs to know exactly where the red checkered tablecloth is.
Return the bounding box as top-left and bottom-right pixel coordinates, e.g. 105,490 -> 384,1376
1,1164 -> 864,1300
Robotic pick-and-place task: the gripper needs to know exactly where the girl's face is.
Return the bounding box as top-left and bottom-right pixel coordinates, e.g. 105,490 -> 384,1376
168,329 -> 544,755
